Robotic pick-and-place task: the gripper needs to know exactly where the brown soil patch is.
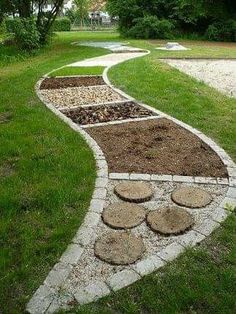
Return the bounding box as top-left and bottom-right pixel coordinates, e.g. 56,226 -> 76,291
102,202 -> 146,229
94,231 -> 145,265
147,207 -> 194,235
62,102 -> 155,125
40,76 -> 105,90
172,186 -> 213,208
86,118 -> 227,177
114,182 -> 153,203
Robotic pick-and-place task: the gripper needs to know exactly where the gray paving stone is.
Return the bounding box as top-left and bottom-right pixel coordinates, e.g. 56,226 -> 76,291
129,173 -> 151,181
227,187 -> 236,199
106,269 -> 140,291
156,242 -> 185,262
229,177 -> 236,187
46,293 -> 74,313
74,281 -> 110,305
172,175 -> 194,183
210,207 -> 229,223
227,167 -> 236,177
194,177 -> 208,184
90,199 -> 106,213
217,178 -> 229,185
132,256 -> 164,276
92,188 -> 107,200
193,219 -> 220,236
109,173 -> 130,180
83,212 -> 100,227
177,230 -> 205,247
97,168 -> 108,178
97,160 -> 107,169
95,177 -> 108,188
73,226 -> 96,247
150,174 -> 172,182
26,285 -> 56,314
60,244 -> 84,265
44,263 -> 72,288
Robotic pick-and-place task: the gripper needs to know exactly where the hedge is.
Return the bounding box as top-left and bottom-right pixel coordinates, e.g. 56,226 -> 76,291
53,18 -> 71,31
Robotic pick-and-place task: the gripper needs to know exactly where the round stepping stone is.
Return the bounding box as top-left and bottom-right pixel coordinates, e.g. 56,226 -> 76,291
147,207 -> 194,235
114,182 -> 153,203
95,231 -> 145,265
171,186 -> 212,208
102,202 -> 146,229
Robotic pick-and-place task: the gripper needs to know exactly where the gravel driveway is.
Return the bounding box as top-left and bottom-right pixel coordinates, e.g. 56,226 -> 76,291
163,59 -> 236,98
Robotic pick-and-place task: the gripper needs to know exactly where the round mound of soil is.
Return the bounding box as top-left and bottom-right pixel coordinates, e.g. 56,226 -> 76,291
95,231 -> 145,265
114,182 -> 153,203
102,202 -> 146,229
172,187 -> 212,208
147,207 -> 194,235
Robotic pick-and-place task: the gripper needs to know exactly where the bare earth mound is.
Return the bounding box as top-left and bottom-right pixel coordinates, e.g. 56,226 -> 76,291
87,118 -> 227,177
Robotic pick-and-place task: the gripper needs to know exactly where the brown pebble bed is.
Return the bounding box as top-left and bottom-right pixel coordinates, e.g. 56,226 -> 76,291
86,118 -> 228,177
61,102 -> 155,125
40,76 -> 105,90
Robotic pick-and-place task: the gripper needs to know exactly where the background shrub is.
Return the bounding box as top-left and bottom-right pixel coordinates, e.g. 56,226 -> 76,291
13,18 -> 40,51
53,18 -> 71,31
5,17 -> 18,33
127,15 -> 174,39
205,20 -> 236,42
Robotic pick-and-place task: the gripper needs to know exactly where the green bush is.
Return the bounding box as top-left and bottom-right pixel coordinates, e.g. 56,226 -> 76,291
13,18 -> 40,51
127,15 -> 174,39
53,18 -> 71,31
5,17 -> 18,33
205,20 -> 236,42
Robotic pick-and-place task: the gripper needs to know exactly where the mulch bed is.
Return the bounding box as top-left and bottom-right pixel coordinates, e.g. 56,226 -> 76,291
61,102 -> 155,125
86,118 -> 228,177
40,76 -> 105,90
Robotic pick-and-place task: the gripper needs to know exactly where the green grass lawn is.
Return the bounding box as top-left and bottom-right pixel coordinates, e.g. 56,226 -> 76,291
49,66 -> 105,77
0,31 -> 236,313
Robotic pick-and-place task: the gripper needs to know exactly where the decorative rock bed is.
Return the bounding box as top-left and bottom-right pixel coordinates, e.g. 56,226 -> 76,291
61,102 -> 155,125
28,45 -> 236,314
40,85 -> 125,109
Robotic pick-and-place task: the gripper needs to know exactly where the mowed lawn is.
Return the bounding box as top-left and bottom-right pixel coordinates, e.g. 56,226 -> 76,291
0,31 -> 236,313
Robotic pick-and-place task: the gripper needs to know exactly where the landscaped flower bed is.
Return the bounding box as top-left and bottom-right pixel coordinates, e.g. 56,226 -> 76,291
61,102 -> 155,125
40,76 -> 106,90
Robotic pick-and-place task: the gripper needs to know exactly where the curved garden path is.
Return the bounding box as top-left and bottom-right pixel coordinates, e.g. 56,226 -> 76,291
27,44 -> 236,314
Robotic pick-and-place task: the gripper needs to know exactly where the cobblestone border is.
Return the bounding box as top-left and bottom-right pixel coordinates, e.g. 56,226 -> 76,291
109,173 -> 229,185
27,49 -> 236,313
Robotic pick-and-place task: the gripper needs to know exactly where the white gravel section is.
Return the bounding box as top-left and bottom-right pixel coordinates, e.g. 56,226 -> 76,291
61,180 -> 227,296
69,52 -> 148,67
40,85 -> 125,108
163,59 -> 236,98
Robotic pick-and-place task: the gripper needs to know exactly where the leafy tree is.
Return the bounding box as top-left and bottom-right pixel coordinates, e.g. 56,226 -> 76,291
0,0 -> 64,44
74,0 -> 90,28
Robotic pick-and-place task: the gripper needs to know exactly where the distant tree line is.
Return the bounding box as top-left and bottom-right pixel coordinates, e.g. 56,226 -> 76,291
107,0 -> 236,41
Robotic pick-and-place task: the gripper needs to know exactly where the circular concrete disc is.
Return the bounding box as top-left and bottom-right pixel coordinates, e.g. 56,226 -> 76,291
102,202 -> 146,229
147,207 -> 194,235
95,231 -> 145,265
171,186 -> 212,208
114,182 -> 153,203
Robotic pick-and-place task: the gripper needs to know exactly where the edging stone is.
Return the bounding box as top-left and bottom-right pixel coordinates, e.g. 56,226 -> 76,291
106,269 -> 140,291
